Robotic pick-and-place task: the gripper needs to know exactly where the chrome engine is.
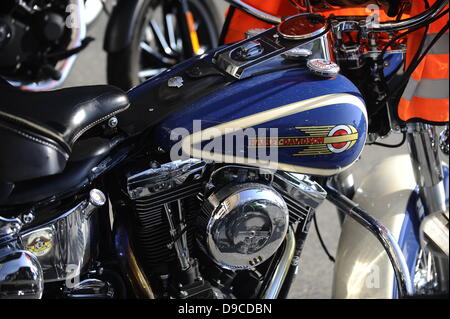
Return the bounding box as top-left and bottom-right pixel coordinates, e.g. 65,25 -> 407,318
125,159 -> 326,298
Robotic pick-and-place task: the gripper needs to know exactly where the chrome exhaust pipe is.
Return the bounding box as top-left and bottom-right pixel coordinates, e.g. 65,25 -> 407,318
262,227 -> 296,299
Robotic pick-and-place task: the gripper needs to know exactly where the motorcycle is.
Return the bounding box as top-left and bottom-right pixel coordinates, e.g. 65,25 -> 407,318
0,0 -> 221,91
0,0 -> 448,299
0,0 -> 105,91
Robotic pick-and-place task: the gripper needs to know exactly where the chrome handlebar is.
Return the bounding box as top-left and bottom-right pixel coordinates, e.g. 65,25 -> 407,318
225,0 -> 448,31
368,0 -> 448,31
225,0 -> 281,25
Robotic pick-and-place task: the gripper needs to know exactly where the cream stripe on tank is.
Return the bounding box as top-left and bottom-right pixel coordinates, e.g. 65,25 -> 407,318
181,93 -> 367,176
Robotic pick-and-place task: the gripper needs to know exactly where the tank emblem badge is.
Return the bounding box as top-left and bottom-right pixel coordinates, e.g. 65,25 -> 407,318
168,76 -> 184,88
249,125 -> 358,156
24,229 -> 53,257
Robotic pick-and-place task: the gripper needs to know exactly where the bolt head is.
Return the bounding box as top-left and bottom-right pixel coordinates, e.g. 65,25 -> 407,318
89,189 -> 106,207
22,212 -> 35,224
108,117 -> 118,128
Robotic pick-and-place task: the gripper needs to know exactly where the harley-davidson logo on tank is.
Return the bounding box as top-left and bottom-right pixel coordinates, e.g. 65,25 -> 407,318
249,124 -> 359,156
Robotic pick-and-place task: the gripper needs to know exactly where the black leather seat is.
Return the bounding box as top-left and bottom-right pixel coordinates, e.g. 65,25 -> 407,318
0,78 -> 129,183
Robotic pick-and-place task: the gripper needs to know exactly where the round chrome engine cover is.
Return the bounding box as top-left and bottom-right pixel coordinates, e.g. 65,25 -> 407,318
202,183 -> 289,270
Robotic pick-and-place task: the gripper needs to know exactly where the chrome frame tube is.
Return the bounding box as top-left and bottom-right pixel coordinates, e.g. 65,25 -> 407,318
225,0 -> 282,25
324,184 -> 414,297
406,123 -> 446,215
262,227 -> 296,299
164,203 -> 190,271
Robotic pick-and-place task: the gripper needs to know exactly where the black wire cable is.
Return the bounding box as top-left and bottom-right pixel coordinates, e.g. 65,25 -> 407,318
378,8 -> 449,60
313,214 -> 336,263
370,7 -> 448,118
370,132 -> 407,148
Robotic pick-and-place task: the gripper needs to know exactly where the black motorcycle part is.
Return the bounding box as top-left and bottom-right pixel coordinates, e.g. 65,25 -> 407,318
0,2 -> 74,83
42,12 -> 65,42
0,15 -> 33,69
0,18 -> 12,49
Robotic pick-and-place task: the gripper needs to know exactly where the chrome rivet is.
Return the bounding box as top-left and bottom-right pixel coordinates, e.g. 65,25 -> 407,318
108,117 -> 118,128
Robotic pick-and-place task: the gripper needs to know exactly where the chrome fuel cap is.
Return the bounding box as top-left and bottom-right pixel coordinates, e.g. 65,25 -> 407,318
307,59 -> 340,78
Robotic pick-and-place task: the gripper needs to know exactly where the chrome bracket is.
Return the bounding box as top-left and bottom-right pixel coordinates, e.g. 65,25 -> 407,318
127,159 -> 207,200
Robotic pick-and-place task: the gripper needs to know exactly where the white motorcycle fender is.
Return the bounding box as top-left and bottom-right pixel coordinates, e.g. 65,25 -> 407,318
332,154 -> 418,299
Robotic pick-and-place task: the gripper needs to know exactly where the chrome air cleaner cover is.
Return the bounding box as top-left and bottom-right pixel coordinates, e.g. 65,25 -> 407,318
200,183 -> 289,270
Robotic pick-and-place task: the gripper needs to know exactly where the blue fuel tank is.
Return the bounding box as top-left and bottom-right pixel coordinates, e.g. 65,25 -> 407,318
122,52 -> 367,176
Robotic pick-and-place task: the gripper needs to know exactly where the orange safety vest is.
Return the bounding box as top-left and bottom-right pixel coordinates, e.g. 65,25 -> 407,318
398,0 -> 449,123
224,1 -> 449,123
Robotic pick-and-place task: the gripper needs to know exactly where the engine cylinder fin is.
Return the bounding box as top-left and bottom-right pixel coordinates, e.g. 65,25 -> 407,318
131,182 -> 203,269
